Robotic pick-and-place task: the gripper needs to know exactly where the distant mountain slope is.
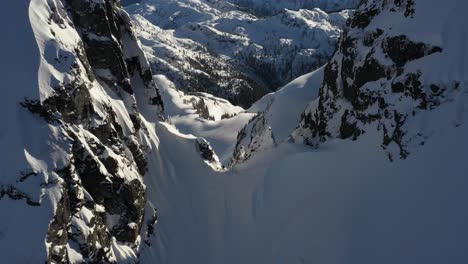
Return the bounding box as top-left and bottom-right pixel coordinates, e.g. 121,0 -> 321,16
127,0 -> 353,107
229,0 -> 359,15
123,0 -> 359,14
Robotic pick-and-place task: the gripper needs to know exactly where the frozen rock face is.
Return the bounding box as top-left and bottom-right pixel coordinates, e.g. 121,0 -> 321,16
1,0 -> 163,262
295,0 -> 468,160
127,0 -> 353,107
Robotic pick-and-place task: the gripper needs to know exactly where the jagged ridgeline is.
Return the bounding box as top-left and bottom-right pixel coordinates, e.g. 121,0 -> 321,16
296,0 -> 466,160
11,0 -> 162,262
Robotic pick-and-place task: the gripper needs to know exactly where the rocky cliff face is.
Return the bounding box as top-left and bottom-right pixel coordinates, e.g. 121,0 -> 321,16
295,0 -> 467,160
9,0 -> 163,262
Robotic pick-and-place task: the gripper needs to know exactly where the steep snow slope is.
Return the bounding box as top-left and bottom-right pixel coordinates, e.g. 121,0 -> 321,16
139,0 -> 468,263
127,0 -> 352,107
140,75 -> 468,264
0,1 -> 56,262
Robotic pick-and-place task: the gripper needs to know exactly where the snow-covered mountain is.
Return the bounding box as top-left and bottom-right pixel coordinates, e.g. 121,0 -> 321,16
123,0 -> 359,15
1,0 -> 165,262
126,0 -> 354,107
1,0 -> 468,264
294,0 -> 468,161
229,0 -> 359,15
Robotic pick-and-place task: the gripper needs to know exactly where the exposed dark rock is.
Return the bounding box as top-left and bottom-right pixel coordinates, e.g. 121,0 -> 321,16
392,72 -> 427,108
71,133 -> 146,244
348,58 -> 387,107
349,7 -> 379,29
393,0 -> 416,17
323,61 -> 340,96
46,187 -> 72,264
363,28 -> 384,46
126,135 -> 148,174
196,138 -> 216,163
382,110 -> 409,160
383,35 -> 442,67
340,110 -> 362,140
0,185 -> 41,206
144,208 -> 158,246
65,0 -> 133,94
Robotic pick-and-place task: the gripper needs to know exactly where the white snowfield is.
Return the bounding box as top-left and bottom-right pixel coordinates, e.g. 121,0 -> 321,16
0,1 -> 468,264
